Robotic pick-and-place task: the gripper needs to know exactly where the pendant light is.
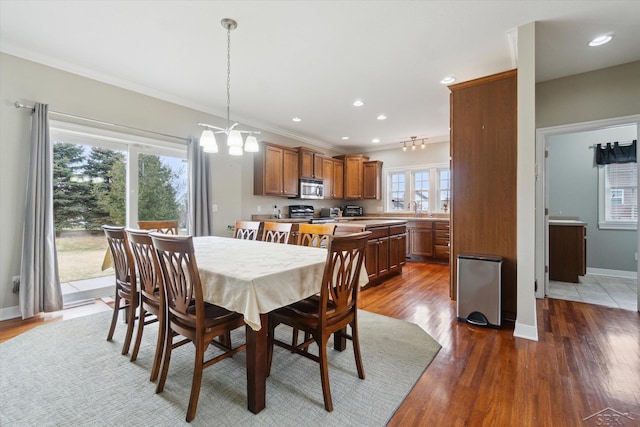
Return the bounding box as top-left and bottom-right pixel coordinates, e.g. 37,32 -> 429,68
198,18 -> 260,155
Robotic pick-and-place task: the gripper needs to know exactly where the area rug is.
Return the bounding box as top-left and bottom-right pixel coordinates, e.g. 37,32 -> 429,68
0,310 -> 440,426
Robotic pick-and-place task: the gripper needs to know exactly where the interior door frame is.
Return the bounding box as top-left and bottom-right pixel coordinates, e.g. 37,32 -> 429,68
535,114 -> 640,310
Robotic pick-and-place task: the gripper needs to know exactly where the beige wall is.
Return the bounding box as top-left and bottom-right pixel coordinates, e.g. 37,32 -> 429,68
537,61 -> 640,128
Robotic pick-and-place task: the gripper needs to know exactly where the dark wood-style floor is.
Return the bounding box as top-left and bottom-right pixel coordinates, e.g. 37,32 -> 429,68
1,262 -> 639,426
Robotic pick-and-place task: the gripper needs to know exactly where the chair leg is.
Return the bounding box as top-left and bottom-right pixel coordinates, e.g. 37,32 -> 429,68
156,325 -> 173,394
130,305 -> 146,362
106,293 -> 121,341
121,299 -> 136,355
186,341 -> 205,422
291,327 -> 299,352
350,321 -> 365,380
150,310 -> 166,382
318,336 -> 333,412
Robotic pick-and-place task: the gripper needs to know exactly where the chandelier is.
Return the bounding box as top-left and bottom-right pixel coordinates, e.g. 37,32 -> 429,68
198,18 -> 259,155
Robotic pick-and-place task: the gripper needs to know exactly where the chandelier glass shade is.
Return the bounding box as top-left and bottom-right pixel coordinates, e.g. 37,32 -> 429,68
198,18 -> 259,155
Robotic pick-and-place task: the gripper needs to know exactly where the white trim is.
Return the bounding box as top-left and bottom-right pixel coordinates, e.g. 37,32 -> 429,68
513,321 -> 538,341
0,305 -> 21,321
586,267 -> 637,279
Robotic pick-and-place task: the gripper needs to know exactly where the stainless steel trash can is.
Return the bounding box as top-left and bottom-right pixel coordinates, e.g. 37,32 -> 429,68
457,254 -> 503,328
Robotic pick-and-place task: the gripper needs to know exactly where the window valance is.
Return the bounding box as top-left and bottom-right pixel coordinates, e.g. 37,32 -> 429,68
595,140 -> 637,164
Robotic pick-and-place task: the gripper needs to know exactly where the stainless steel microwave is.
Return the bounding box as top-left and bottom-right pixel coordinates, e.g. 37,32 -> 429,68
299,178 -> 324,199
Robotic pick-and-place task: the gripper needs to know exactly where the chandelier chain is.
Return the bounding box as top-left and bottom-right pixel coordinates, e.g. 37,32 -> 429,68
226,26 -> 231,130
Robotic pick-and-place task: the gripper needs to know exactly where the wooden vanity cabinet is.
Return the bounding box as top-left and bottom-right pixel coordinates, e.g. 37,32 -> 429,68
549,223 -> 586,283
298,147 -> 324,179
254,142 -> 299,197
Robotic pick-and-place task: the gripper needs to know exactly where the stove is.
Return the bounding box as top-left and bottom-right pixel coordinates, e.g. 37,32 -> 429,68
288,205 -> 336,223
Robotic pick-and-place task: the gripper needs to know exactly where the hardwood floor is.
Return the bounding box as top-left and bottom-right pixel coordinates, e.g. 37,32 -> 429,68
1,262 -> 639,426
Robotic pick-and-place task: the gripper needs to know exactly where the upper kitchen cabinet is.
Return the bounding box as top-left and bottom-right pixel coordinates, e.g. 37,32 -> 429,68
254,142 -> 299,197
363,160 -> 383,200
298,147 -> 324,179
449,69 -> 517,322
322,157 -> 344,200
334,154 -> 369,200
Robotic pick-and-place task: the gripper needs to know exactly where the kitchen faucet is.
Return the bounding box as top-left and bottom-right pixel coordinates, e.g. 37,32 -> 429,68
408,201 -> 420,217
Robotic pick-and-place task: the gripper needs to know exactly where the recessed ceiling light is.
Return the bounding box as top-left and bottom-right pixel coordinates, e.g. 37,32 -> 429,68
377,114 -> 387,120
372,138 -> 380,143
292,117 -> 302,122
353,99 -> 364,107
589,35 -> 612,47
440,76 -> 456,85
341,136 -> 349,140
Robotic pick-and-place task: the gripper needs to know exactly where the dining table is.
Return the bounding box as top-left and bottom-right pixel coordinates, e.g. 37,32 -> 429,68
192,235 -> 368,414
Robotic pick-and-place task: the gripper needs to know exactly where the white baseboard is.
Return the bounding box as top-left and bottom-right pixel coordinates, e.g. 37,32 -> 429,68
586,268 -> 637,279
0,305 -> 21,321
514,321 -> 538,341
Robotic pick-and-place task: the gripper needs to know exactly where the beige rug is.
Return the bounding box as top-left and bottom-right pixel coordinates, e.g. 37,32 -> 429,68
0,309 -> 440,426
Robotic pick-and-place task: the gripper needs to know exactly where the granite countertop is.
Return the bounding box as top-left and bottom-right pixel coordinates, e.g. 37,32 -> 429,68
335,219 -> 408,228
338,216 -> 449,222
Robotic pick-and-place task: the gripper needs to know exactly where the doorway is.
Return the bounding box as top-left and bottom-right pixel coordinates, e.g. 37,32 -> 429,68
536,115 -> 639,312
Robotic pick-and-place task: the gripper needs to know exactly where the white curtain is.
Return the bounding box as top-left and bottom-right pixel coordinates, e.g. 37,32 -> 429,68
20,103 -> 63,318
187,137 -> 214,236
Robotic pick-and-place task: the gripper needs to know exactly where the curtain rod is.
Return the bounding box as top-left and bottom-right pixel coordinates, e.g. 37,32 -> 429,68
14,101 -> 190,143
589,140 -> 636,149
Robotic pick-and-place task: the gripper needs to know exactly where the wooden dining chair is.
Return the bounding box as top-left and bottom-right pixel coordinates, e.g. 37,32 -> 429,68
126,228 -> 163,382
138,220 -> 179,235
233,220 -> 261,240
102,225 -> 138,356
267,232 -> 370,412
262,222 -> 292,244
151,233 -> 246,422
296,223 -> 337,248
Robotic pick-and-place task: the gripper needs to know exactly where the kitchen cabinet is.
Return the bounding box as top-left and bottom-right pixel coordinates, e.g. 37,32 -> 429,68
335,154 -> 369,200
449,69 -> 517,321
298,147 -> 324,179
254,142 -> 299,197
322,157 -> 344,200
433,221 -> 450,261
549,221 -> 586,283
363,160 -> 383,200
362,223 -> 406,284
406,221 -> 434,258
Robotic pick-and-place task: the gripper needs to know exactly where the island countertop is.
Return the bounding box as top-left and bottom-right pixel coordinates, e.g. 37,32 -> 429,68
334,219 -> 408,228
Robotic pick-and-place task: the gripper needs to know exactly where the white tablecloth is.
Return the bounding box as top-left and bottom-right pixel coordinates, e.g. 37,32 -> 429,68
193,236 -> 368,330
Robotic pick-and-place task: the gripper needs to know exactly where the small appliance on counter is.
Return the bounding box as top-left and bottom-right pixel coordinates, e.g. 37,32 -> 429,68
343,205 -> 363,217
320,207 -> 340,218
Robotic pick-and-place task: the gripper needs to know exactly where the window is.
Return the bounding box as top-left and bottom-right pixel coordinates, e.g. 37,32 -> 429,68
386,164 -> 449,214
438,169 -> 451,213
598,162 -> 637,230
50,121 -> 188,283
389,172 -> 406,210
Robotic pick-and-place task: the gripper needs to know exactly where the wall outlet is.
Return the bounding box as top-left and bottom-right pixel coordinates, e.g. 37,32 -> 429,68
257,205 -> 262,212
12,275 -> 20,293
211,204 -> 218,212
377,206 -> 383,212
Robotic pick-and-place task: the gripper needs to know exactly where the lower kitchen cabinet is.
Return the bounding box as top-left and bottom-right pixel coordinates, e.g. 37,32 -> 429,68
364,224 -> 406,284
406,220 -> 450,263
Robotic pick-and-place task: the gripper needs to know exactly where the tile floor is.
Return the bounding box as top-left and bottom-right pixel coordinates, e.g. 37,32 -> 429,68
549,274 -> 638,311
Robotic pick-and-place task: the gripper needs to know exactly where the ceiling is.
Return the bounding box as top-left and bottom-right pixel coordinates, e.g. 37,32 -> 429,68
2,1 -> 639,152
